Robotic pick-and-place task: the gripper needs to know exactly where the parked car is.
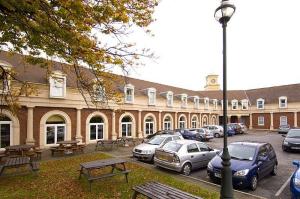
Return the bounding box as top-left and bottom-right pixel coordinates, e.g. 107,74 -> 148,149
207,141 -> 278,190
227,126 -> 235,136
180,129 -> 202,141
154,139 -> 219,175
202,125 -> 224,138
227,123 -> 246,134
133,134 -> 183,162
143,130 -> 182,143
282,128 -> 300,151
189,128 -> 214,141
291,160 -> 300,198
278,124 -> 291,134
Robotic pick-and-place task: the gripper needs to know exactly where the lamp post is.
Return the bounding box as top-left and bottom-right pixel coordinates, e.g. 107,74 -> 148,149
214,1 -> 236,199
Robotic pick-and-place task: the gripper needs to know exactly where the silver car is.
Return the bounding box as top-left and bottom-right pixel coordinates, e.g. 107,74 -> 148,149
154,139 -> 219,175
202,125 -> 224,138
132,134 -> 183,162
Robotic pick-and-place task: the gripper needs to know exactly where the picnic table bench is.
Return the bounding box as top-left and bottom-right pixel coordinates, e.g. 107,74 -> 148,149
50,140 -> 84,156
0,157 -> 39,176
132,181 -> 203,199
95,140 -> 118,151
79,158 -> 131,191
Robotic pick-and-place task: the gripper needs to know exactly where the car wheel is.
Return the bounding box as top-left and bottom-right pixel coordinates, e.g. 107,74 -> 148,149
282,146 -> 287,152
250,175 -> 258,191
215,133 -> 220,138
271,164 -> 278,176
182,163 -> 192,176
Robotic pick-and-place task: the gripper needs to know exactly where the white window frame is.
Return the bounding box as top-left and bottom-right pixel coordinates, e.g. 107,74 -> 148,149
163,117 -> 172,130
194,97 -> 200,109
124,84 -> 134,103
191,117 -> 197,128
257,98 -> 265,109
45,124 -> 66,145
179,116 -> 186,129
232,100 -> 238,110
49,73 -> 66,98
258,116 -> 264,126
166,91 -> 173,107
241,100 -> 249,110
147,88 -> 156,106
204,97 -> 209,109
181,94 -> 188,108
280,116 -> 288,126
279,96 -> 287,108
213,99 -> 218,110
144,117 -> 154,135
121,122 -> 132,137
93,85 -> 105,102
89,123 -> 104,141
0,121 -> 12,148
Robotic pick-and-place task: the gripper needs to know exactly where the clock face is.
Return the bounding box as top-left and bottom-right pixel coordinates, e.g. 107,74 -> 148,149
210,79 -> 216,84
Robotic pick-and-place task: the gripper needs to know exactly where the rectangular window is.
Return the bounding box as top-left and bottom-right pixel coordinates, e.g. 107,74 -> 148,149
125,88 -> 133,103
50,77 -> 66,98
167,93 -> 173,107
46,124 -> 65,144
148,90 -> 156,105
257,100 -> 264,109
122,123 -> 132,137
280,116 -> 288,126
232,101 -> 238,110
194,98 -> 199,109
145,122 -> 154,135
258,116 -> 264,126
279,98 -> 287,108
242,100 -> 248,110
213,100 -> 218,110
191,121 -> 197,128
181,96 -> 187,108
164,121 -> 171,130
204,98 -> 209,109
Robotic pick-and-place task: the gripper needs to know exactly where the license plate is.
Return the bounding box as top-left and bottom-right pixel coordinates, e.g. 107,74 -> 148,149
291,147 -> 300,150
214,173 -> 221,178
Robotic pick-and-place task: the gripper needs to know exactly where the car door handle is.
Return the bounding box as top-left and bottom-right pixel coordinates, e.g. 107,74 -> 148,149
191,155 -> 194,158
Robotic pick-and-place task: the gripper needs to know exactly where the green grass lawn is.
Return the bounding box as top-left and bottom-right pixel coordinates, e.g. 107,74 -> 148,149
0,153 -> 219,199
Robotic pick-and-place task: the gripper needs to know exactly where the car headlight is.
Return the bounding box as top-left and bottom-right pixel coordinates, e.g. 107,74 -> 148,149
207,162 -> 213,170
143,150 -> 152,154
234,169 -> 249,177
283,141 -> 289,145
295,178 -> 300,187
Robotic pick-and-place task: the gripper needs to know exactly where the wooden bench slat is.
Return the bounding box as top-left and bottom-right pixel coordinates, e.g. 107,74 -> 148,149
142,184 -> 185,199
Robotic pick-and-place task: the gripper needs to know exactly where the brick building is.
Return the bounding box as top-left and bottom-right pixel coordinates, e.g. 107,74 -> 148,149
0,51 -> 299,148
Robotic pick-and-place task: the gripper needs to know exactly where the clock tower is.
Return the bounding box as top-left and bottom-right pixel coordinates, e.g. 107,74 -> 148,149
204,74 -> 220,91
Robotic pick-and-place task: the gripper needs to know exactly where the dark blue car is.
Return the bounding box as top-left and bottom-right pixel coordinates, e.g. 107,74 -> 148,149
179,129 -> 202,141
291,160 -> 300,198
227,126 -> 235,136
207,141 -> 278,190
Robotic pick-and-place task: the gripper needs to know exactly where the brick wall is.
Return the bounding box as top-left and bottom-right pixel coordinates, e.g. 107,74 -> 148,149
273,112 -> 294,129
252,113 -> 271,129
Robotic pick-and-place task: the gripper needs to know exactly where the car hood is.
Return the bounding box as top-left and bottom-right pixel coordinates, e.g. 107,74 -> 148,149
295,168 -> 300,179
285,137 -> 300,144
133,143 -> 160,151
210,155 -> 254,172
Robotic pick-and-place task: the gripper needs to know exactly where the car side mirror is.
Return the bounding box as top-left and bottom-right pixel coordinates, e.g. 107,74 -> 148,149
281,135 -> 286,137
292,160 -> 300,167
258,156 -> 266,162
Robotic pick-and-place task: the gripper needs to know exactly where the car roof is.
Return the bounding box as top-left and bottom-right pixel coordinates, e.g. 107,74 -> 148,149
156,134 -> 178,138
172,139 -> 201,145
231,141 -> 267,147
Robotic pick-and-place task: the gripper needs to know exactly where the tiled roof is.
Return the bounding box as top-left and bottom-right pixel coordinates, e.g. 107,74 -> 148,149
1,51 -> 300,104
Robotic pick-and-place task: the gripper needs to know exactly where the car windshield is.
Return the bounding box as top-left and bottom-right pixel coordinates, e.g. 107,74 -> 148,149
163,142 -> 183,152
227,144 -> 256,161
287,129 -> 300,138
147,136 -> 165,145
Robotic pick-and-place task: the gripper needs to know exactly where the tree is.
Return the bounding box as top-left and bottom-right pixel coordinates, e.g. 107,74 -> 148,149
0,0 -> 158,112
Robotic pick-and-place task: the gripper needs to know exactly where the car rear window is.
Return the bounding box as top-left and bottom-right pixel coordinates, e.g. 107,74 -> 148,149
163,142 -> 183,152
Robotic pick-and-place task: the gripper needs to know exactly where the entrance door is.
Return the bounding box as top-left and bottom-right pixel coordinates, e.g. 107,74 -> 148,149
0,121 -> 12,148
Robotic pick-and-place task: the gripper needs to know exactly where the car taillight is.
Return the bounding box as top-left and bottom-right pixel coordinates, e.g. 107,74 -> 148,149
173,154 -> 180,163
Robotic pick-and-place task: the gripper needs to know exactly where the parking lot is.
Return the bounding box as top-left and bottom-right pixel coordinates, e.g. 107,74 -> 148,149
188,131 -> 298,199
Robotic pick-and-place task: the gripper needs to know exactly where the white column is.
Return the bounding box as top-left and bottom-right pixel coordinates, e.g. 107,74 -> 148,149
158,111 -> 162,131
138,110 -> 143,138
199,113 -> 202,127
188,112 -> 191,128
112,110 -> 117,140
270,112 -> 274,130
26,106 -> 35,145
75,108 -> 83,143
174,112 -> 178,129
249,113 -> 253,129
237,115 -> 241,123
294,112 -> 298,127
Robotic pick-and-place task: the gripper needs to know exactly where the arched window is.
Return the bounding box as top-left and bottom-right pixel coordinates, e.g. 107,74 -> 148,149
191,116 -> 197,128
163,116 -> 172,130
121,116 -> 132,137
145,116 -> 154,135
179,116 -> 186,129
89,116 -> 104,140
0,115 -> 11,148
211,116 -> 217,125
202,116 -> 208,126
45,115 -> 65,145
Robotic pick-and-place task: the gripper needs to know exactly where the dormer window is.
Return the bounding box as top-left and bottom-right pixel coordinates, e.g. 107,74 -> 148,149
194,96 -> 200,109
279,96 -> 287,108
93,85 -> 105,101
0,60 -> 12,94
166,91 -> 173,107
124,84 -> 134,103
213,99 -> 218,110
257,98 -> 265,109
241,99 -> 248,110
204,97 -> 209,109
181,94 -> 188,108
49,71 -> 66,98
232,100 -> 238,110
147,88 -> 156,106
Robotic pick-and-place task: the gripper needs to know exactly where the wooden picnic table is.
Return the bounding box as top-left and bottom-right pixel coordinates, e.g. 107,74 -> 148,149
79,158 -> 131,191
57,140 -> 79,145
0,157 -> 39,176
132,181 -> 203,199
5,144 -> 35,157
50,140 -> 81,156
95,140 -> 118,151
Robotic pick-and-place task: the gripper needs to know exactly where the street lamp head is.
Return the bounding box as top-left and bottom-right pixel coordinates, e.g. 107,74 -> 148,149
214,0 -> 236,24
